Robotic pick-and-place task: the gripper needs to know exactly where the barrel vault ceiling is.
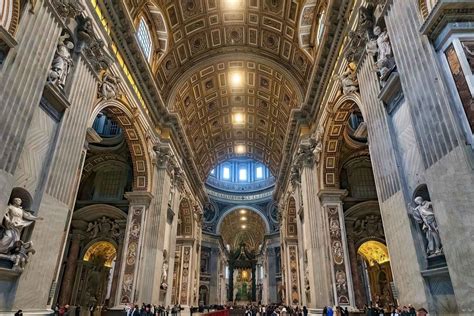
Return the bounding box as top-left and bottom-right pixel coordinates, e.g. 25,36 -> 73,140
125,0 -> 324,180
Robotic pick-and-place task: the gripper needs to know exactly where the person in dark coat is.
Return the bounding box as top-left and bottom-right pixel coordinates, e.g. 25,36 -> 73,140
303,306 -> 308,316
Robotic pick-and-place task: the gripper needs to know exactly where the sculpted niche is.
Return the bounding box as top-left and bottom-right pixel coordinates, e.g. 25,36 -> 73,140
48,33 -> 74,89
408,196 -> 443,257
0,197 -> 41,271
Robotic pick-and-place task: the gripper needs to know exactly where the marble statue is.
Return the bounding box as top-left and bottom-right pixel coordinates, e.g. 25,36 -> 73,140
373,26 -> 393,78
99,72 -> 121,100
161,250 -> 169,290
9,240 -> 36,271
0,198 -> 42,254
48,34 -> 74,89
408,196 -> 443,256
334,64 -> 359,95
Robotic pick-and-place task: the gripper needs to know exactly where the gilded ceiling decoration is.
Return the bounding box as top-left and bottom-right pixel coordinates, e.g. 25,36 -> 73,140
357,240 -> 390,267
83,241 -> 117,267
171,56 -> 303,179
154,0 -> 315,96
220,209 -> 267,251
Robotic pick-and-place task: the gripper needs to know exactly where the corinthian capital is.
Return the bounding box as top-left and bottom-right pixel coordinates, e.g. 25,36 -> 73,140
154,146 -> 175,169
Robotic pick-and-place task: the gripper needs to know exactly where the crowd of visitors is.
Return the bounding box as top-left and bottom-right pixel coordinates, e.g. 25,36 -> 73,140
125,303 -> 183,316
45,301 -> 430,316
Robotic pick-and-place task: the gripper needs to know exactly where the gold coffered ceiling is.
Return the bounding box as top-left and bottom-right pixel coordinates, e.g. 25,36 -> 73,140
155,0 -> 315,97
171,56 -> 303,179
220,209 -> 267,251
135,0 -> 320,179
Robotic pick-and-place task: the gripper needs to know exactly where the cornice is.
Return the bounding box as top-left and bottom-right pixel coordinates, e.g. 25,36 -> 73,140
100,0 -> 207,203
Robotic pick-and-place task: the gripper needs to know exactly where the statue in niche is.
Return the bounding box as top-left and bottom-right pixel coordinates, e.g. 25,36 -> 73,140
372,26 -> 395,78
161,250 -> 169,290
0,198 -> 42,254
48,34 -> 74,89
408,196 -> 443,256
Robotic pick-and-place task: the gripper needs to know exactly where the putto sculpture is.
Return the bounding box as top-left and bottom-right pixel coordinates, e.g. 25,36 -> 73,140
408,196 -> 443,256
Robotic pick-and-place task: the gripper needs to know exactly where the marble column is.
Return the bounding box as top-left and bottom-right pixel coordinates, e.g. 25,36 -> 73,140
266,247 -> 278,303
115,191 -> 153,307
136,146 -> 173,305
58,232 -> 83,305
209,248 -> 220,304
299,162 -> 333,308
252,264 -> 257,302
178,243 -> 193,307
0,1 -> 62,208
347,235 -> 365,309
109,220 -> 127,307
228,265 -> 234,302
318,189 -> 355,307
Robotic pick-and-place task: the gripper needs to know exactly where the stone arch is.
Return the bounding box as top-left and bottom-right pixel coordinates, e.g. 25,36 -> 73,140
0,0 -> 20,35
216,205 -> 271,234
89,100 -> 151,192
344,201 -> 386,248
177,198 -> 193,237
412,183 -> 431,201
80,153 -> 129,186
320,93 -> 366,188
286,196 -> 298,238
8,187 -> 33,210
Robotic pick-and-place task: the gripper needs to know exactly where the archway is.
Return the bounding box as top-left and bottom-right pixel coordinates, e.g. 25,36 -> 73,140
320,94 -> 394,309
56,99 -> 149,309
79,241 -> 118,308
357,241 -> 394,309
89,100 -> 151,192
57,203 -> 127,308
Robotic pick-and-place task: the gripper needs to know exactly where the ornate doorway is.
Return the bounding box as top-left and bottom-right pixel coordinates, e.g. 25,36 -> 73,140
357,240 -> 394,308
77,241 -> 117,307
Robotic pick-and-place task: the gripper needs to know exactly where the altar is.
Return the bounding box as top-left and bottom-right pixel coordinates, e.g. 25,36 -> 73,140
227,243 -> 258,303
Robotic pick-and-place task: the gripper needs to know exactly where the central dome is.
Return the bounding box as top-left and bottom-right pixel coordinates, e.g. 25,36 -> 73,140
206,158 -> 275,193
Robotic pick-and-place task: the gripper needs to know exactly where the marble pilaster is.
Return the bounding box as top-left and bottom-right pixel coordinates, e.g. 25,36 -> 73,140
318,189 -> 355,307
116,191 -> 153,307
299,163 -> 333,308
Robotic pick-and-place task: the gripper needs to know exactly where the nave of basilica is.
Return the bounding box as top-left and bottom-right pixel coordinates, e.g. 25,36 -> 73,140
0,0 -> 473,315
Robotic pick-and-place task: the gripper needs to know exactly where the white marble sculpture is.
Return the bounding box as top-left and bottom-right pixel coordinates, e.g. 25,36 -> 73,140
99,72 -> 121,100
160,250 -> 169,290
374,26 -> 393,77
48,34 -> 74,89
408,196 -> 443,256
335,64 -> 359,95
0,198 -> 41,254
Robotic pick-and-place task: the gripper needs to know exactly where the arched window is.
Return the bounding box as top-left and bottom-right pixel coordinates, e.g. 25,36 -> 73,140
316,9 -> 326,45
136,17 -> 152,61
